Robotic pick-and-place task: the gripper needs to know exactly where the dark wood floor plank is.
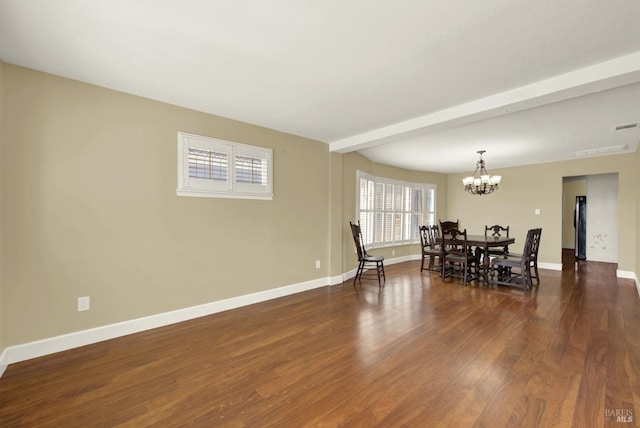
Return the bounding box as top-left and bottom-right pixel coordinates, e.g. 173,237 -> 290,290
1,253 -> 639,426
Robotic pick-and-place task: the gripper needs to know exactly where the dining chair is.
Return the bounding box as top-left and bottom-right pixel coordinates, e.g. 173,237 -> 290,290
484,224 -> 510,256
349,221 -> 385,287
419,225 -> 441,272
489,228 -> 541,291
442,228 -> 478,287
514,227 -> 542,285
529,228 -> 542,284
439,219 -> 459,234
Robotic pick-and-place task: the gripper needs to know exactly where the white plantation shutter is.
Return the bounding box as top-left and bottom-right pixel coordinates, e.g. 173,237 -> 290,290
188,147 -> 228,181
177,132 -> 273,200
234,144 -> 272,195
235,155 -> 265,184
356,171 -> 436,247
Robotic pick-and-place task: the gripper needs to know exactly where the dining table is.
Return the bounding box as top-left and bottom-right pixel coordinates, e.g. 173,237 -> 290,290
439,234 -> 516,284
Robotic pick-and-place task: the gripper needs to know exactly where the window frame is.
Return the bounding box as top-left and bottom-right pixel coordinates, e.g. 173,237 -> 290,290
356,170 -> 436,248
177,132 -> 273,200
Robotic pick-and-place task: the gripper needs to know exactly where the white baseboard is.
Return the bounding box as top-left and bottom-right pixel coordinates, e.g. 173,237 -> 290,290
3,255 -> 424,367
337,254 -> 421,285
0,348 -> 8,378
616,270 -> 636,279
3,276 -> 331,367
0,254 -> 582,375
616,270 -> 640,298
538,262 -> 562,271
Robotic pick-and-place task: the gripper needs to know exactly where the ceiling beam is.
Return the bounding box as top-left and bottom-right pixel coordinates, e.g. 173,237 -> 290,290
329,51 -> 640,153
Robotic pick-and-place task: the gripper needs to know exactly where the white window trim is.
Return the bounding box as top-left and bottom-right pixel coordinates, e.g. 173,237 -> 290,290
177,132 -> 273,200
356,170 -> 436,248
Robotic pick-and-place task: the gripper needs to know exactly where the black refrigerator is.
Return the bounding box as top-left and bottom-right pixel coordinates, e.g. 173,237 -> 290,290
574,196 -> 587,260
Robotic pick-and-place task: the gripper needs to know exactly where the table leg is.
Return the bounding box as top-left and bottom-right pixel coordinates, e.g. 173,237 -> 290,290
481,244 -> 490,285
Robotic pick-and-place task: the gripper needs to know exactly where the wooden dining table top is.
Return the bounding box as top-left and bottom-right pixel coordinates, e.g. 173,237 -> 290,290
438,233 -> 516,280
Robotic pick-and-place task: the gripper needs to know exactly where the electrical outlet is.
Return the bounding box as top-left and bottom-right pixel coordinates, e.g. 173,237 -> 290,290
78,296 -> 90,312
315,260 -> 321,269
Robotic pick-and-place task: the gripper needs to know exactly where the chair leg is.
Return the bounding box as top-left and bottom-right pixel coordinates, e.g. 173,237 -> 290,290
421,255 -> 426,272
463,262 -> 467,287
353,261 -> 364,285
523,262 -> 531,291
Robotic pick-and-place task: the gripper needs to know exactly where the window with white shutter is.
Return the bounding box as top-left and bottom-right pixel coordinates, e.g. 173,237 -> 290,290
177,132 -> 273,200
356,171 -> 435,247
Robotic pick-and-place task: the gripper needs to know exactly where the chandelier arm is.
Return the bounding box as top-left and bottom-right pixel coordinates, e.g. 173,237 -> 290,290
462,150 -> 500,196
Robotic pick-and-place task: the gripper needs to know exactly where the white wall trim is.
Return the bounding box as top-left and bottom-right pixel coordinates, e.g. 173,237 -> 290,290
0,348 -> 8,378
1,254 -> 424,368
616,270 -> 640,298
538,262 -> 562,271
0,253 -> 573,375
3,276 -> 330,366
617,270 -> 636,279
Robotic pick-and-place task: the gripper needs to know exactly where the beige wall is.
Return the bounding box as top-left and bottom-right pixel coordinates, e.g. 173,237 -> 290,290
2,65 -> 332,346
447,155 -> 636,271
1,62 -> 639,355
341,152 -> 448,273
0,60 -> 5,353
637,148 -> 640,281
329,152 -> 344,278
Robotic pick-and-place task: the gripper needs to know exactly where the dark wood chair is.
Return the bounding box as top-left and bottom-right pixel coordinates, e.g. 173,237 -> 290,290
508,228 -> 542,285
439,219 -> 459,235
484,224 -> 510,256
349,221 -> 385,287
419,225 -> 441,272
489,228 -> 542,291
529,228 -> 542,284
442,228 -> 478,287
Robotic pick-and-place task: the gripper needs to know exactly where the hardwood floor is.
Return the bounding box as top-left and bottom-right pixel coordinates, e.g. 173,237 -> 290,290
1,254 -> 639,427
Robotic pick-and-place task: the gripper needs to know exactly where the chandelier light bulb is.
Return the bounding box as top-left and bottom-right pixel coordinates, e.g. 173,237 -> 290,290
462,150 -> 501,195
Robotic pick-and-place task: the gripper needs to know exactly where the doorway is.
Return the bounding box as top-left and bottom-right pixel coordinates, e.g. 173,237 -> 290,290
562,173 -> 619,263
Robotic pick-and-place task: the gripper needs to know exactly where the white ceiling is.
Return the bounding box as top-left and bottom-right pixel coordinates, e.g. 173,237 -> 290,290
1,0 -> 640,173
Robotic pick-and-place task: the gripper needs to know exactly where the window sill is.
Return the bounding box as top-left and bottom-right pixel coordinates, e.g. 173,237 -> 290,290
176,189 -> 273,200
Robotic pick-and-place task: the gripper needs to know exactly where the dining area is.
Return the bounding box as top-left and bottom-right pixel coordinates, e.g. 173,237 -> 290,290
419,220 -> 542,292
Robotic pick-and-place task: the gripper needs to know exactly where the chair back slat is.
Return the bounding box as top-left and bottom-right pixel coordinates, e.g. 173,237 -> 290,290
521,228 -> 538,260
349,221 -> 367,260
530,228 -> 542,258
428,225 -> 440,246
485,224 -> 509,238
419,225 -> 429,249
447,228 -> 468,254
439,219 -> 459,234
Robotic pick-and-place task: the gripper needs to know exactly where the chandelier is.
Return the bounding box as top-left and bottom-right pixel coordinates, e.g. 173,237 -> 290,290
462,150 -> 502,195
